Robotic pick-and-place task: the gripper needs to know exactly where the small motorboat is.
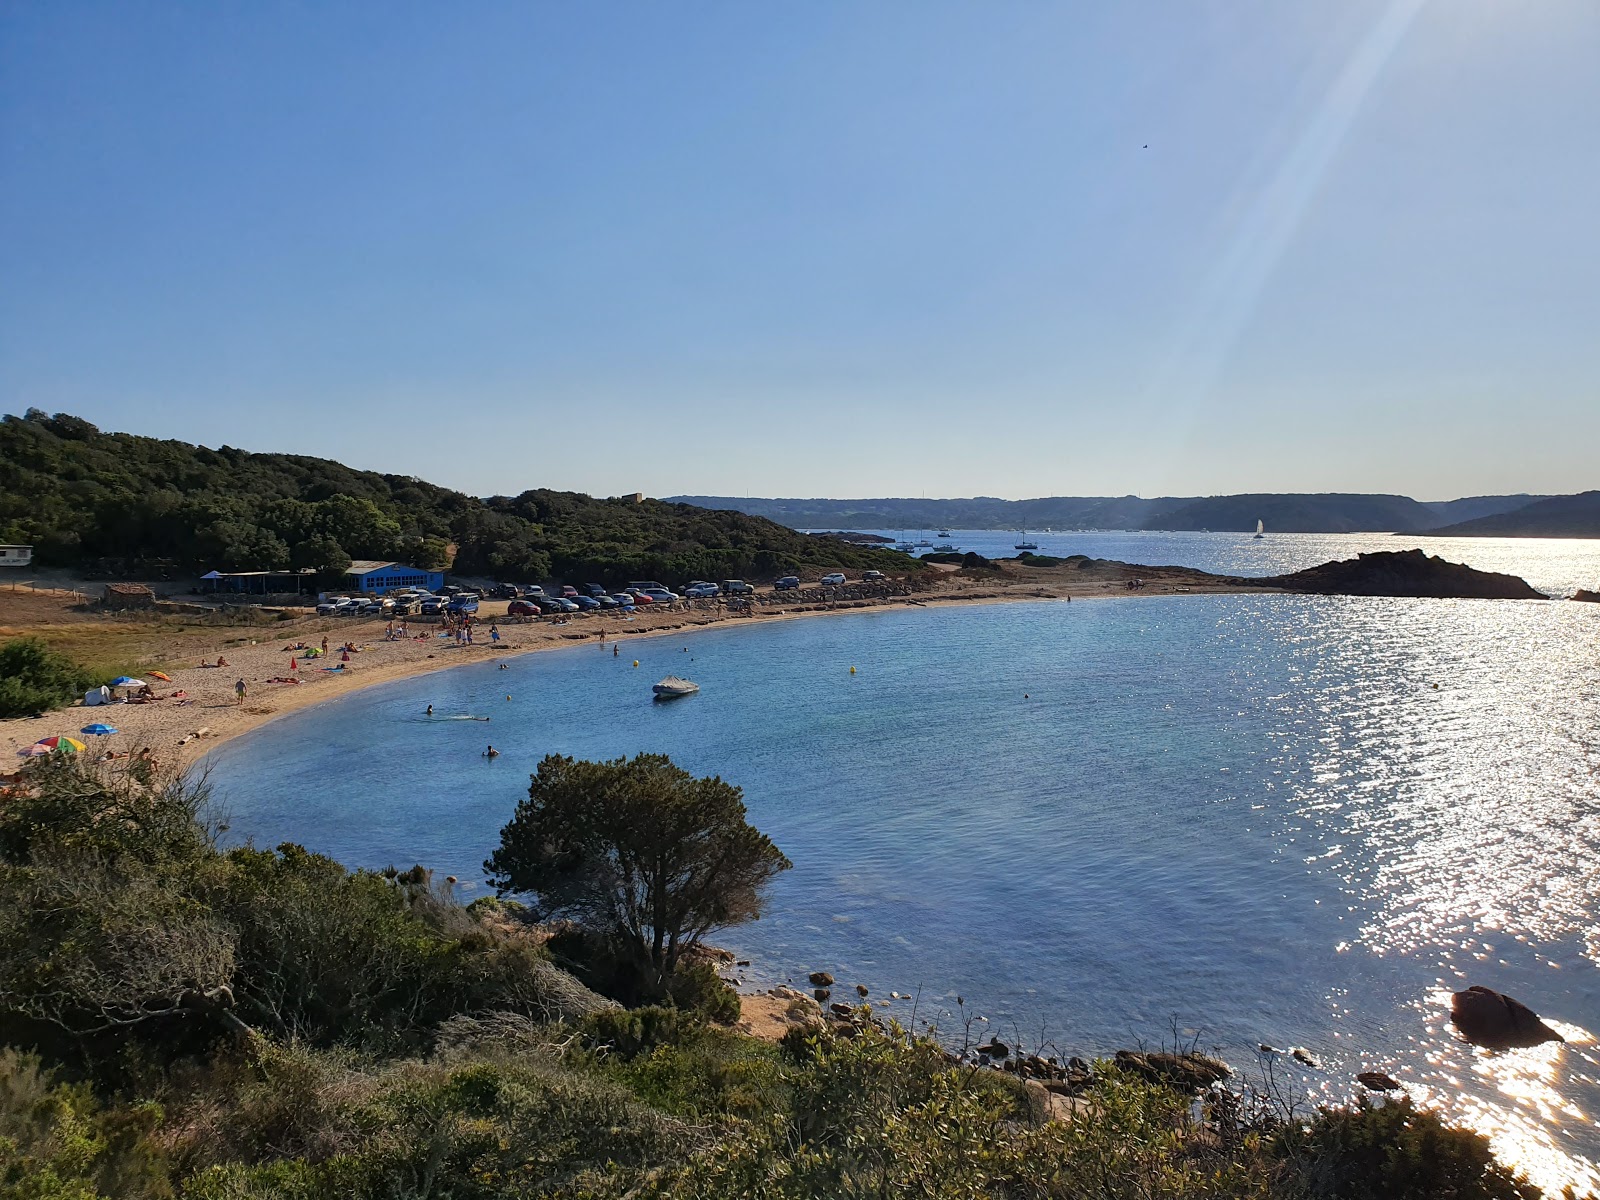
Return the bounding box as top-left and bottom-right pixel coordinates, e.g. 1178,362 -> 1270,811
652,676 -> 699,699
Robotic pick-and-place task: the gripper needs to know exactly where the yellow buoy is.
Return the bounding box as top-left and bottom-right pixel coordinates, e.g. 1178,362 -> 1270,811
633,660 -> 639,668
506,695 -> 512,701
850,666 -> 856,674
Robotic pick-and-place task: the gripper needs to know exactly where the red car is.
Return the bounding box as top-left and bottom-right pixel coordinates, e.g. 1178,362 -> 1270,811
507,600 -> 539,616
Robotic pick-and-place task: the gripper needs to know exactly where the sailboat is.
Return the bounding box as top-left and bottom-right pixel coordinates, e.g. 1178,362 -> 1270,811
1014,528 -> 1039,550
1253,519 -> 1265,540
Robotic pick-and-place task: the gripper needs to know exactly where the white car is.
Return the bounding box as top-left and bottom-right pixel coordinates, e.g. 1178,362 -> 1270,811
683,583 -> 720,598
820,573 -> 847,586
640,588 -> 680,603
316,596 -> 350,615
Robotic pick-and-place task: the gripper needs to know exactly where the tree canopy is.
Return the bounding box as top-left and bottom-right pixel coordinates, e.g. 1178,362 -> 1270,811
486,754 -> 791,984
0,409 -> 914,583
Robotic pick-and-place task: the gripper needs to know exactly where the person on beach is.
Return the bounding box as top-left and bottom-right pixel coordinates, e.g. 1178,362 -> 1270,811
234,678 -> 247,705
322,636 -> 329,655
489,624 -> 500,644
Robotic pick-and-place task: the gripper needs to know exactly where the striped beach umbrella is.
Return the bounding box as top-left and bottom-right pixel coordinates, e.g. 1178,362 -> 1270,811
110,676 -> 144,688
34,736 -> 86,753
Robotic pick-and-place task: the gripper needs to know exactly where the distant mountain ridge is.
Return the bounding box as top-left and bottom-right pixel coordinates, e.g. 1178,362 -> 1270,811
1422,491 -> 1600,538
667,493 -> 1565,535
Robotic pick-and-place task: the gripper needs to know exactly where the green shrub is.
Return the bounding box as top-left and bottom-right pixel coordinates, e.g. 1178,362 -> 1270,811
0,638 -> 97,719
0,1048 -> 171,1199
1275,1096 -> 1540,1200
581,1007 -> 695,1061
665,960 -> 741,1024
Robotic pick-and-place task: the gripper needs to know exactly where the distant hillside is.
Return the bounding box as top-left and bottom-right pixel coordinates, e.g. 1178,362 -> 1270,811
667,495 -> 1179,531
1421,494 -> 1552,525
1153,493 -> 1434,533
1423,491 -> 1600,538
668,492 -> 1549,534
0,410 -> 912,584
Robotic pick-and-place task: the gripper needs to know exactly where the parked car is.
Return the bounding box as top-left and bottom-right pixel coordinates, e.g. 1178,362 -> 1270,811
507,600 -> 539,617
492,583 -> 519,599
641,588 -> 679,603
625,580 -> 667,593
554,598 -> 579,612
610,594 -> 636,609
595,594 -> 619,609
820,572 -> 846,586
585,583 -> 609,597
421,597 -> 446,615
447,595 -> 479,614
629,592 -> 654,605
572,595 -> 600,611
683,582 -> 720,598
720,579 -> 753,595
535,597 -> 566,614
774,576 -> 800,590
390,600 -> 414,616
357,600 -> 384,616
522,585 -> 545,598
862,570 -> 885,582
316,596 -> 350,615
560,585 -> 579,599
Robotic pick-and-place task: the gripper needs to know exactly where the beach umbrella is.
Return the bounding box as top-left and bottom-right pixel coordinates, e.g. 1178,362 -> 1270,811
109,676 -> 144,687
148,671 -> 173,682
17,744 -> 51,757
80,723 -> 119,736
31,737 -> 86,754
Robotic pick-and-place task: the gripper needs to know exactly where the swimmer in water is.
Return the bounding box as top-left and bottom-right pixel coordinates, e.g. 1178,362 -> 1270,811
426,704 -> 433,715
484,745 -> 499,758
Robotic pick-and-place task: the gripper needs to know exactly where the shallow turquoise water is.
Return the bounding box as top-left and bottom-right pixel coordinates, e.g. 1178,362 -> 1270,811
207,592 -> 1600,1191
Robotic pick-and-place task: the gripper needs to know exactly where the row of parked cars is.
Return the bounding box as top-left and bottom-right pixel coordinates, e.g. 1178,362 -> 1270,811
315,585 -> 480,618
505,581 -> 696,616
316,571 -> 892,620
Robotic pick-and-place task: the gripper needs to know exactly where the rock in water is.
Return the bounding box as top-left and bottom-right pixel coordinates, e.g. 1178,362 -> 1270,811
808,971 -> 834,987
1114,1050 -> 1231,1092
1450,986 -> 1564,1048
1357,1071 -> 1403,1092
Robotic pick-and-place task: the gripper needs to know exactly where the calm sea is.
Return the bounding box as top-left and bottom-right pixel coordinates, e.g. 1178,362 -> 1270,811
206,534 -> 1600,1192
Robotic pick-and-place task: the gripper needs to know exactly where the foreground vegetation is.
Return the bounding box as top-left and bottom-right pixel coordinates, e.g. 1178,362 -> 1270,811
0,410 -> 912,583
0,756 -> 1565,1198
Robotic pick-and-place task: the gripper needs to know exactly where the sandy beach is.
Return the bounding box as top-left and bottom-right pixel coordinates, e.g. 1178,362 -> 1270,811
1,562 -> 1275,771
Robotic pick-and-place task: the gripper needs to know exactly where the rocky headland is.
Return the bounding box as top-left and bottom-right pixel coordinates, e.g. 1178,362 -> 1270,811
1256,549 -> 1548,600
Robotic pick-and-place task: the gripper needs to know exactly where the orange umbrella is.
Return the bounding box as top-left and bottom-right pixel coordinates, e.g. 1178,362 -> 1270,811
149,671 -> 173,682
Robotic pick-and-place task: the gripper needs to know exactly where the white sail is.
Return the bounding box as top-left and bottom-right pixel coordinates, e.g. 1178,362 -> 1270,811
1254,519 -> 1265,538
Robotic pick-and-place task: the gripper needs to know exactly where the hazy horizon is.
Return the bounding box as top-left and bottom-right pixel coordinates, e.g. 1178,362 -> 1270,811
3,2 -> 1597,498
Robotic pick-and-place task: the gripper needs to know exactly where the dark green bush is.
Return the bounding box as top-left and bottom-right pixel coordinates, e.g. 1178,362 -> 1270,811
0,637 -> 96,719
1275,1096 -> 1541,1200
0,1047 -> 171,1199
581,1006 -> 695,1061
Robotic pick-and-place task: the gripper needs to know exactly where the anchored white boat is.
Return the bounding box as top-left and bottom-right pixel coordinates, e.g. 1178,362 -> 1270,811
1253,519 -> 1265,540
652,676 -> 699,699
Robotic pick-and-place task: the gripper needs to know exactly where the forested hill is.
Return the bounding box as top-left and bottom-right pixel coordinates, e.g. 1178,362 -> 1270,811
668,492 -> 1552,534
1423,490 -> 1600,538
0,410 -> 910,582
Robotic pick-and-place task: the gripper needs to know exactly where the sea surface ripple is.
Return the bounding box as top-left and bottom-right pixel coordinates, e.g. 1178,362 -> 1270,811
208,581 -> 1600,1192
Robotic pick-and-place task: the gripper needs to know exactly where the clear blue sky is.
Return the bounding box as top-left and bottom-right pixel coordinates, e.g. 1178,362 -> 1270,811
2,1 -> 1596,501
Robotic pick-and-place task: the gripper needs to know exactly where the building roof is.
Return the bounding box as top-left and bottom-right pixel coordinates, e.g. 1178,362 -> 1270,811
346,561 -> 436,575
106,583 -> 155,596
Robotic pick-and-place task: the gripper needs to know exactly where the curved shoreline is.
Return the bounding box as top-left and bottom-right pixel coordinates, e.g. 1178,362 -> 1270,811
5,574 -> 1265,769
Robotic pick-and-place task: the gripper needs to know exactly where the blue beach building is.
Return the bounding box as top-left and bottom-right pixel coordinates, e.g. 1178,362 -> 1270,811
342,561 -> 444,596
